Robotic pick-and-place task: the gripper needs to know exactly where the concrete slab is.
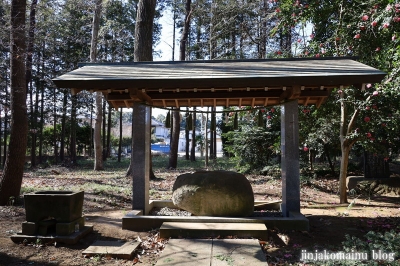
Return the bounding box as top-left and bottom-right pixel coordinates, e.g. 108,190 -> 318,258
212,239 -> 267,265
82,240 -> 140,259
122,201 -> 309,232
160,222 -> 268,239
155,239 -> 212,266
10,225 -> 93,245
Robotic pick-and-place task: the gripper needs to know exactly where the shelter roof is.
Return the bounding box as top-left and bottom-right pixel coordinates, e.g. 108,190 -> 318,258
52,57 -> 386,109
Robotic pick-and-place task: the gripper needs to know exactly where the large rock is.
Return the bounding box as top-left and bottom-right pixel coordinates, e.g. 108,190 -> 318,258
172,170 -> 254,217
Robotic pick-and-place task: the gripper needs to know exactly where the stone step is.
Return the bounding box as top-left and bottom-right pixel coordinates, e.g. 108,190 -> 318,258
82,240 -> 140,260
160,222 -> 268,239
155,239 -> 267,266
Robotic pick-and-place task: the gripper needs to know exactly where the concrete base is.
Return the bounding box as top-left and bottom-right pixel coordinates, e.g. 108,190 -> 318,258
10,225 -> 93,245
122,200 -> 309,232
160,222 -> 268,239
82,240 -> 140,259
56,217 -> 85,236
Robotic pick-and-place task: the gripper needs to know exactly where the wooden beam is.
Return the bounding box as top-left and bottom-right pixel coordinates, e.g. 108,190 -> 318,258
300,91 -> 330,97
129,89 -> 153,104
316,97 -> 327,108
109,100 -> 119,109
289,86 -> 302,99
148,90 -> 282,100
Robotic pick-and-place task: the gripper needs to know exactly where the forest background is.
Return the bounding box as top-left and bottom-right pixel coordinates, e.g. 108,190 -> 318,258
0,0 -> 400,205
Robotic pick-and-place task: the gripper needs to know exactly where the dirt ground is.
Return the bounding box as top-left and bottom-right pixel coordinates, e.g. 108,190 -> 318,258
0,166 -> 399,265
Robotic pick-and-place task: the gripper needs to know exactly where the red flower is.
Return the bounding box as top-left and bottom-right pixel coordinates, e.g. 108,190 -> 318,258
354,33 -> 361,39
364,117 -> 371,122
371,21 -> 378,27
362,15 -> 369,21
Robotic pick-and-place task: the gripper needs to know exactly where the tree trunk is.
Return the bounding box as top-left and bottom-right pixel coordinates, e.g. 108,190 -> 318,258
179,0 -> 192,61
53,94 -> 58,163
91,0 -> 103,170
118,108 -> 122,162
70,95 -> 77,165
190,109 -> 196,161
60,90 -> 67,161
339,89 -> 351,204
205,107 -> 209,167
133,0 -> 156,61
185,109 -> 190,160
89,100 -> 93,157
102,99 -> 106,161
339,145 -> 351,203
27,0 -> 37,168
29,79 -> 35,167
0,0 -> 28,205
93,92 -> 103,170
210,108 -> 214,159
324,144 -> 335,176
168,109 -> 180,169
3,83 -> 8,167
38,42 -> 44,164
106,104 -> 112,157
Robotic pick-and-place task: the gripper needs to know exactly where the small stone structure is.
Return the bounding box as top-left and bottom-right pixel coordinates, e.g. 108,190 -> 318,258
22,191 -> 85,236
172,170 -> 254,217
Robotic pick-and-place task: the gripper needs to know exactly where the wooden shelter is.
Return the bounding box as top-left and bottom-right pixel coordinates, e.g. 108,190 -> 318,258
53,57 -> 386,219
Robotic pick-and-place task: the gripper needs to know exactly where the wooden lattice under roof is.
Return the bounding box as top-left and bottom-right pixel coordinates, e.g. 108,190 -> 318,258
52,57 -> 386,109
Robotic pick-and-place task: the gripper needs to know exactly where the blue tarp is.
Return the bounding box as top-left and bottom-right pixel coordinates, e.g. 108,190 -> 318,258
151,144 -> 170,153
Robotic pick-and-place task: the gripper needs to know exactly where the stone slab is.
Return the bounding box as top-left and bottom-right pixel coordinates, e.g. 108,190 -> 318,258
123,210 -> 309,232
82,240 -> 140,260
155,239 -> 267,266
10,225 -> 93,245
160,222 -> 268,239
346,176 -> 380,190
212,239 -> 267,265
155,239 -> 212,266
